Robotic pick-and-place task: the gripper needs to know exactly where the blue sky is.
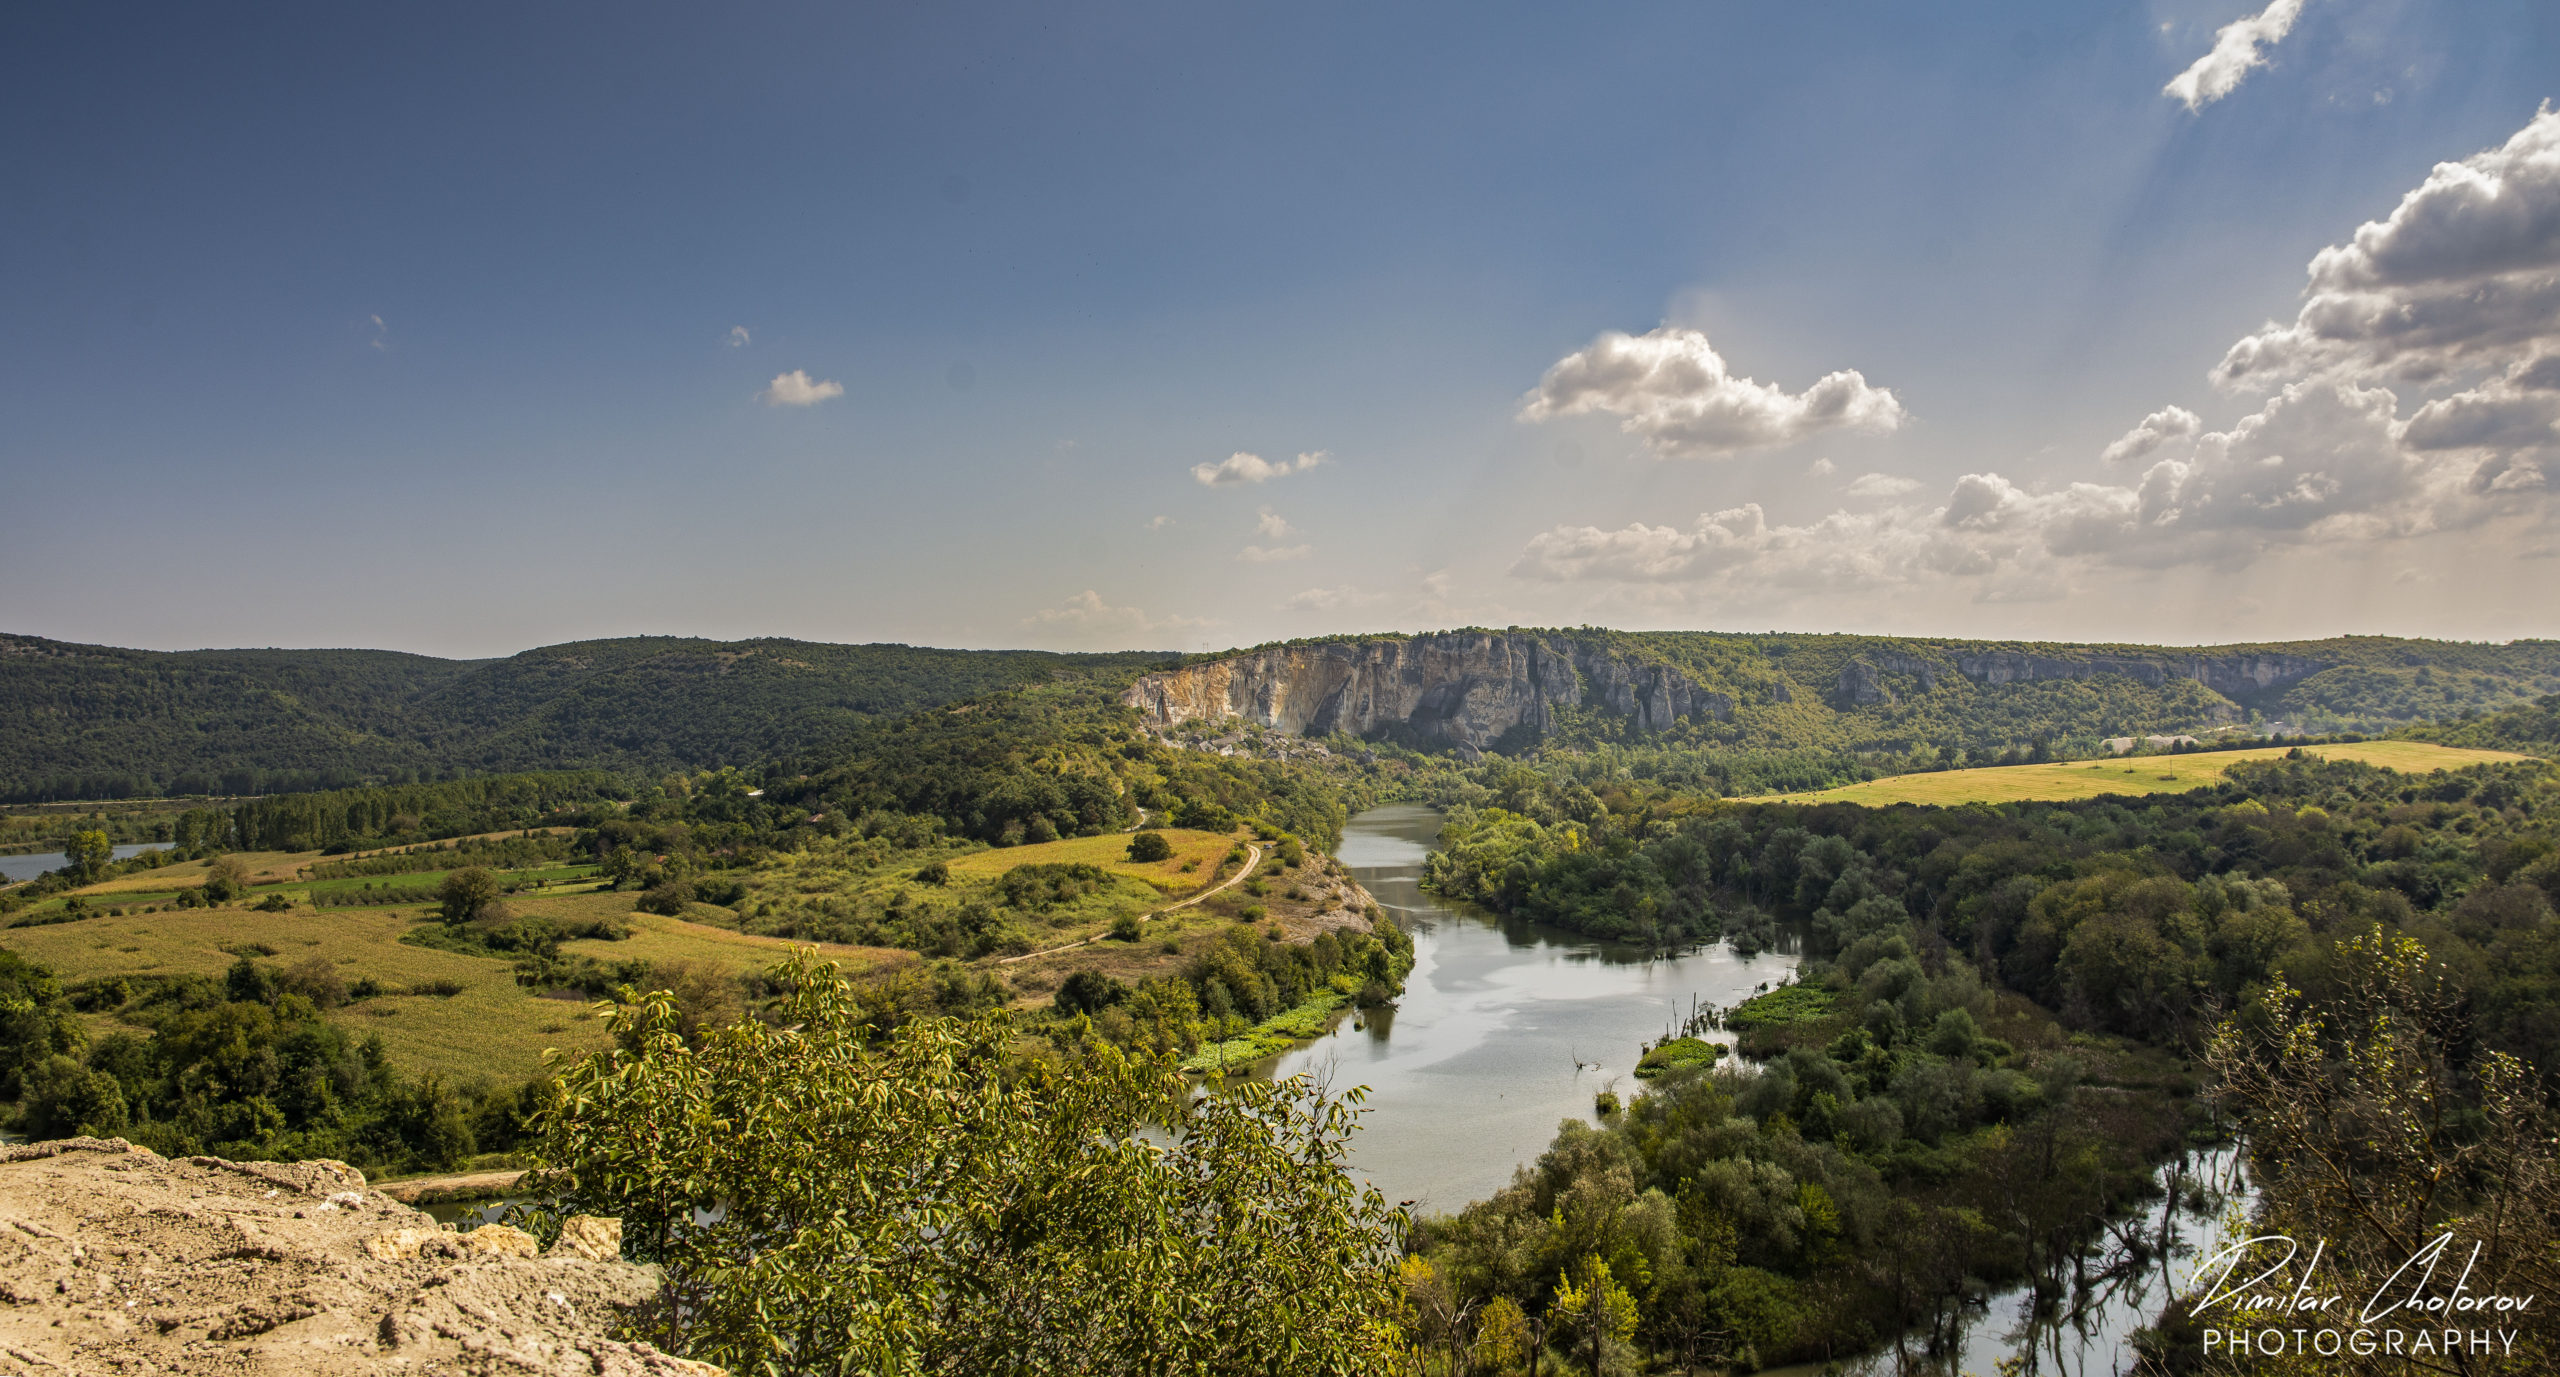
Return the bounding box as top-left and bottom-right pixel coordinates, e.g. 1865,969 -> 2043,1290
4,1 -> 2557,657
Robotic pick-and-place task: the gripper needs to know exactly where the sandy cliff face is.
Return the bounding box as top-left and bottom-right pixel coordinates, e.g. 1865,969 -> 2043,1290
1122,632 -> 1730,748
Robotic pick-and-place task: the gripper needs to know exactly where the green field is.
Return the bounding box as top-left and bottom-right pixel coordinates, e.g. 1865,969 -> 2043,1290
6,846 -> 907,1081
1753,740 -> 2536,807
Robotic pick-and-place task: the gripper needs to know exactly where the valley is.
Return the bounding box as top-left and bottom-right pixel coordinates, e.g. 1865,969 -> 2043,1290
3,628 -> 2556,1373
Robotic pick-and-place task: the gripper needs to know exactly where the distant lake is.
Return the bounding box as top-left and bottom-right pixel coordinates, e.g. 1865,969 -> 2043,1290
0,843 -> 165,884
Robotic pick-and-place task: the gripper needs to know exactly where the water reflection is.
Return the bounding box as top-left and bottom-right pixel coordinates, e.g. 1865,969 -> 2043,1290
1252,804 -> 1802,1213
1769,1144 -> 2254,1377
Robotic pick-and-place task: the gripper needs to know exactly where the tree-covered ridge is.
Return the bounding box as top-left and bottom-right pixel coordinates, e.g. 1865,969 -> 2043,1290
2402,691 -> 2560,755
1146,627 -> 2560,765
770,683 -> 1368,849
0,633 -> 1168,802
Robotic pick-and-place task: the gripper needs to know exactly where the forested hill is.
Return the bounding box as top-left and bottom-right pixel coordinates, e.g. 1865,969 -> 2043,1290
8,626 -> 2556,805
0,634 -> 1166,802
1127,628 -> 2560,758
2403,693 -> 2560,755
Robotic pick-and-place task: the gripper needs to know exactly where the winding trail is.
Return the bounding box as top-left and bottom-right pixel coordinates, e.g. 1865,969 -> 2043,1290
995,842 -> 1261,965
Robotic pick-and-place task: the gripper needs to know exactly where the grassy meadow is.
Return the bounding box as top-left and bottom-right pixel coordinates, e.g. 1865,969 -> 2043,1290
3,842 -> 910,1081
0,824 -> 1290,1081
1752,739 -> 2534,807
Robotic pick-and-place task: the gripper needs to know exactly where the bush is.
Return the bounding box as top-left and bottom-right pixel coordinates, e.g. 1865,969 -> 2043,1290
1126,831 -> 1174,863
1109,914 -> 1143,942
277,955 -> 350,1008
202,855 -> 252,904
637,879 -> 696,916
439,867 -> 504,926
1054,969 -> 1129,1015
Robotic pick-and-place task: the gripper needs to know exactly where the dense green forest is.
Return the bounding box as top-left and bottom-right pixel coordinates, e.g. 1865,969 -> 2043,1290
0,633 -> 1166,801
2401,691 -> 2560,755
8,627 -> 2553,804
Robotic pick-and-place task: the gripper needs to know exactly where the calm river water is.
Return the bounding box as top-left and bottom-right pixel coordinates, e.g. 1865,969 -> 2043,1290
1282,804 -> 2250,1376
1252,804 -> 1802,1212
0,843 -> 163,884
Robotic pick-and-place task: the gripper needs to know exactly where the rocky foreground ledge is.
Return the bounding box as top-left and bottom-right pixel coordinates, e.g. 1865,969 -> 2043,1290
0,1138 -> 720,1376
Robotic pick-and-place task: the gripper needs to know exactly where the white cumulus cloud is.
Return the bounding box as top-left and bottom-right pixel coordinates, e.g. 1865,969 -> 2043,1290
761,370 -> 843,406
2100,406 -> 2202,465
1254,508 -> 1296,540
1237,543 -> 1313,563
1283,585 -> 1381,611
2164,0 -> 2307,112
727,326 -> 751,348
2214,107 -> 2560,393
1518,326 -> 1906,459
1191,449 -> 1331,486
1845,473 -> 1921,498
1021,590 -> 1207,637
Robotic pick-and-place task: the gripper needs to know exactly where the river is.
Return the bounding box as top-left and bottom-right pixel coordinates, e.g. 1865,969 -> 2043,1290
0,843 -> 164,884
1278,803 -> 2250,1376
1252,803 -> 1803,1212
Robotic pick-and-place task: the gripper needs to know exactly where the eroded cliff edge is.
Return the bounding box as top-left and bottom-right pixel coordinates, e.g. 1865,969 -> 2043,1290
1121,631 -> 1737,751
1120,630 -> 2349,749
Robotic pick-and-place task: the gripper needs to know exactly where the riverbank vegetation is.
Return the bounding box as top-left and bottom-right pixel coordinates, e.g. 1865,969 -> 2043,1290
1402,750 -> 2560,1370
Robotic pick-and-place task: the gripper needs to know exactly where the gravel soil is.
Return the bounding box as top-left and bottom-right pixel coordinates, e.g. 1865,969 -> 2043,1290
0,1138 -> 720,1376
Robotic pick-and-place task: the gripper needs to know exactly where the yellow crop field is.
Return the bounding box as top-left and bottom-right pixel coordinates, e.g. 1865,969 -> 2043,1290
942,827 -> 1239,892
1754,740 -> 2537,808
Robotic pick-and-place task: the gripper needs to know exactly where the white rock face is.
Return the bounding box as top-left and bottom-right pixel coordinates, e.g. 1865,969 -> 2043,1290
1122,632 -> 1731,748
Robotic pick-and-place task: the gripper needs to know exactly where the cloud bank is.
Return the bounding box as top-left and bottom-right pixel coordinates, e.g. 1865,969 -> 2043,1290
2164,0 -> 2308,112
1515,109 -> 2560,599
1519,326 -> 1905,459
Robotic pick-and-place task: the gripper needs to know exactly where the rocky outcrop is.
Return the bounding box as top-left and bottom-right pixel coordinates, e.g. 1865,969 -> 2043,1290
0,1137 -> 720,1376
1122,632 -> 1730,749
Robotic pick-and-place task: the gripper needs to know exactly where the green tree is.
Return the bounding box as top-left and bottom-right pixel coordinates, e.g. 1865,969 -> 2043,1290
61,829 -> 113,883
1552,1254 -> 1640,1376
1126,829 -> 1174,863
516,951 -> 1411,1374
438,866 -> 502,927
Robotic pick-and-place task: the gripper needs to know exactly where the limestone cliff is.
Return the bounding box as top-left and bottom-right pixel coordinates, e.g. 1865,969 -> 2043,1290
1125,630 -> 2360,750
1121,632 -> 1729,749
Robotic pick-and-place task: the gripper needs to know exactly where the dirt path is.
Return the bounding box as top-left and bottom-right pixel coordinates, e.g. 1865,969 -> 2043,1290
376,1168 -> 528,1205
995,842 -> 1261,965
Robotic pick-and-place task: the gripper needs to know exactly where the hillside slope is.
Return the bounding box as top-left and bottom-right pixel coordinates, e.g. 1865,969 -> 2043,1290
0,634 -> 1166,801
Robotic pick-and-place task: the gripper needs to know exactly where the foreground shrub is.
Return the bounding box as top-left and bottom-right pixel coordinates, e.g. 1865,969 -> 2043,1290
518,950 -> 1410,1374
